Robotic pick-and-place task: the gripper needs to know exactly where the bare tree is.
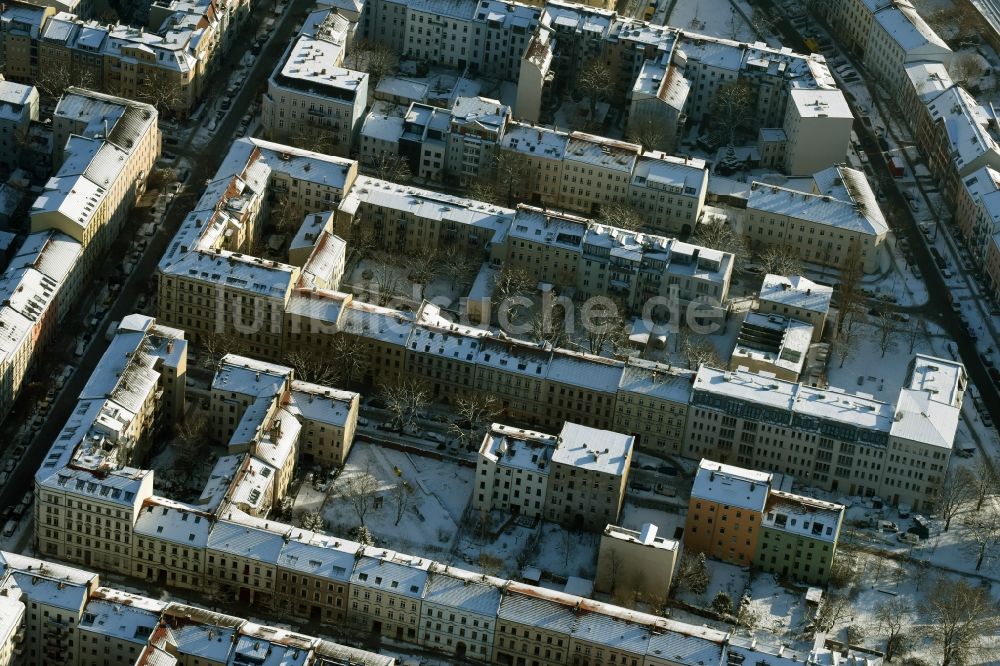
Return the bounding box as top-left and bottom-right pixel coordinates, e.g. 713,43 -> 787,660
949,53 -> 985,86
710,79 -> 756,146
38,67 -> 99,102
492,265 -> 534,323
529,309 -> 569,348
935,468 -> 972,532
963,502 -> 1000,571
606,549 -> 624,594
680,332 -> 723,370
625,107 -> 671,152
727,7 -> 742,40
920,577 -> 1000,666
200,331 -> 248,366
284,350 -> 339,386
874,598 -> 911,662
367,151 -> 411,183
693,216 -> 748,268
407,248 -> 441,300
875,311 -> 897,358
835,241 -> 866,337
467,177 -> 503,207
347,226 -> 378,264
477,553 -> 504,577
341,470 -> 380,527
393,481 -> 410,526
597,201 -> 646,232
577,58 -> 612,119
970,457 -> 998,511
440,255 -> 479,291
585,302 -> 629,357
328,334 -> 371,388
833,304 -> 865,368
343,40 -> 398,87
815,593 -> 852,633
174,412 -> 208,475
269,191 -> 302,235
370,255 -> 402,307
136,70 -> 188,117
289,118 -> 342,156
485,149 -> 533,208
735,596 -> 762,631
379,378 -> 430,432
759,245 -> 803,276
449,392 -> 502,450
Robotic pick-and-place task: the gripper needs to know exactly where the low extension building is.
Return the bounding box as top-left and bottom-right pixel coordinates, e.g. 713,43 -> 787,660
595,523 -> 679,602
756,490 -> 844,583
757,274 -> 832,343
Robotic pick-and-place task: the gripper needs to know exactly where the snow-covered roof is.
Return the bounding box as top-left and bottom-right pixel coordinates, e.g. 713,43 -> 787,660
479,423 -> 556,472
422,564 -> 504,616
0,80 -> 35,122
276,530 -> 359,582
762,490 -> 843,543
500,121 -> 568,161
213,355 -> 292,397
351,550 -> 430,598
873,3 -> 950,55
564,132 -> 641,172
925,85 -> 999,173
905,61 -> 953,103
631,152 -> 707,195
288,381 -> 357,427
732,312 -> 813,375
134,498 -> 211,547
271,34 -> 366,98
907,354 -> 966,408
553,422 -> 633,477
617,358 -> 694,403
604,523 -> 678,551
759,274 -> 833,314
788,88 -> 852,120
360,108 -> 405,144
450,95 -> 509,135
206,520 -> 286,564
747,179 -> 888,237
548,352 -> 624,393
691,458 -> 772,510
197,454 -> 243,513
79,597 -> 159,644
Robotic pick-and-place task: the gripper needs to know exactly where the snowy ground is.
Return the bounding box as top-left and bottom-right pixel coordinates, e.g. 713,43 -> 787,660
667,0 -> 755,42
343,258 -> 469,313
316,441 -> 474,559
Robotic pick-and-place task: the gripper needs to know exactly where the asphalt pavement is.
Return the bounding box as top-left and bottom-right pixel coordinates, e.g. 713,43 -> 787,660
0,0 -> 315,520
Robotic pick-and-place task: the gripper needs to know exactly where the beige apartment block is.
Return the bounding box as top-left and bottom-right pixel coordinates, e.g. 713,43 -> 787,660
782,90 -> 853,176
473,424 -> 557,520
205,520 -> 281,604
743,166 -> 887,274
498,122 -> 568,206
544,422 -> 634,531
0,591 -> 24,666
595,523 -> 678,602
288,380 -> 360,467
0,79 -> 37,174
348,549 -> 429,642
275,530 -> 358,624
613,358 -> 693,456
420,564 -> 503,661
559,133 -> 641,215
132,499 -> 210,592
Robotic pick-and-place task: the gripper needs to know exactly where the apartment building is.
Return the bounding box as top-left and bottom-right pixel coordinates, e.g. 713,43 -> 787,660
498,121 -> 568,205
287,380 -> 360,466
756,490 -> 844,584
335,175 -> 514,261
684,460 -> 771,565
743,166 -> 888,274
627,152 -> 708,235
921,85 -> 1000,210
0,79 -> 37,174
684,354 -> 966,509
40,88 -> 159,269
757,274 -> 832,343
447,96 -> 510,184
818,0 -> 951,94
626,52 -> 688,154
729,312 -> 813,382
783,90 -> 853,176
349,549 -> 429,641
1,0 -> 252,115
275,529 -> 358,623
560,133 -> 640,214
613,358 -> 692,456
473,423 -> 557,520
0,551 -> 97,666
209,354 -> 293,444
902,61 -> 952,139
595,523 -> 678,601
262,9 -> 369,156
420,564 -> 503,661
0,588 -> 24,666
544,421 -> 634,530
132,498 -> 210,592
0,551 -> 392,666
206,519 -> 282,605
